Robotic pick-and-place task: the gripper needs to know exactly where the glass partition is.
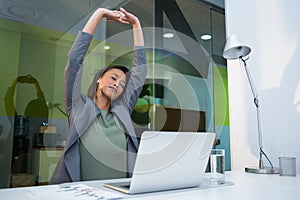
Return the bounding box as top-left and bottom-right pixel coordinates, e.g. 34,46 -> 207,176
0,0 -> 227,188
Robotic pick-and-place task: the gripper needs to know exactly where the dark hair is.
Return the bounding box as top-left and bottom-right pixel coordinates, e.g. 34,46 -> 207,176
87,65 -> 130,100
101,65 -> 129,77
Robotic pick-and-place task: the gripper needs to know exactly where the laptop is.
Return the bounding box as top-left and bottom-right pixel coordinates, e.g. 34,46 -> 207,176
103,131 -> 215,194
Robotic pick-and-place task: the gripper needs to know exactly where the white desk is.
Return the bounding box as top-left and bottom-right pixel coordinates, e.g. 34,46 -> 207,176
1,171 -> 300,200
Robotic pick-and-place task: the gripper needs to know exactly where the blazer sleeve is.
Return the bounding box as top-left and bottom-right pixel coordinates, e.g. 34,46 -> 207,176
64,31 -> 93,114
121,46 -> 147,113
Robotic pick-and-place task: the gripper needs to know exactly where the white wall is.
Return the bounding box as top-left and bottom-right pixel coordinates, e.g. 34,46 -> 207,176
225,0 -> 300,173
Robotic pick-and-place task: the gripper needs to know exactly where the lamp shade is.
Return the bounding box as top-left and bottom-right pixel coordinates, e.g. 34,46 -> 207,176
223,34 -> 251,59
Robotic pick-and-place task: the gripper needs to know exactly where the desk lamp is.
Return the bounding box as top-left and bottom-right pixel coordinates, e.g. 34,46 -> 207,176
223,34 -> 279,174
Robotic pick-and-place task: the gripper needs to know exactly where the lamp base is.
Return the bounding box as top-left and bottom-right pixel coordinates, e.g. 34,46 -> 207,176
245,166 -> 280,174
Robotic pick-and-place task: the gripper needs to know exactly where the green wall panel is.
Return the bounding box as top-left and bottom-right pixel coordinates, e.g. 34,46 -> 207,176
213,66 -> 230,126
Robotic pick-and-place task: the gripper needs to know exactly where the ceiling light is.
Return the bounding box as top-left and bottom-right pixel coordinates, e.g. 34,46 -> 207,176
200,34 -> 212,40
104,45 -> 110,50
163,33 -> 174,39
8,5 -> 37,18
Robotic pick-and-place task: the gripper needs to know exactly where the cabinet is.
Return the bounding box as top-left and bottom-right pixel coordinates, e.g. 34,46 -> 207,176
32,148 -> 63,185
152,107 -> 205,132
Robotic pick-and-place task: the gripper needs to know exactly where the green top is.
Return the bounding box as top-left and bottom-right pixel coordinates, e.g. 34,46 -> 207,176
80,109 -> 127,181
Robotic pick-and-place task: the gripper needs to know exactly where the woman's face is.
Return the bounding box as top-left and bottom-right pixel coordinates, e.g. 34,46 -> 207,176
96,68 -> 127,101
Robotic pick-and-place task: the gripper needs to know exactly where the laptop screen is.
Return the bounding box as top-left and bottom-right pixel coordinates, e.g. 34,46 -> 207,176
104,131 -> 215,194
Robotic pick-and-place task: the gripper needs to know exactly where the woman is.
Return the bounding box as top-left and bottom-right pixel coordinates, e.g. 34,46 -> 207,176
49,7 -> 146,184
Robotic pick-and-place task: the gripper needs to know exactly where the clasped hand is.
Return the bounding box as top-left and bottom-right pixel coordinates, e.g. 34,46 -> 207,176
103,7 -> 138,25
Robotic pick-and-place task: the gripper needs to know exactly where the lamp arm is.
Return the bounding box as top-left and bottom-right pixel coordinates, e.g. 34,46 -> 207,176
242,60 -> 262,145
239,58 -> 274,169
240,58 -> 258,100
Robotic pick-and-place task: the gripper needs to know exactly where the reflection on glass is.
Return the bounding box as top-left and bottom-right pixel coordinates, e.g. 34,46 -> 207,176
0,0 -> 226,188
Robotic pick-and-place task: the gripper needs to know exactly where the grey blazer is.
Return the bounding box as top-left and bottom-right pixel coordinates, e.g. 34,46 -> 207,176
49,31 -> 147,184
